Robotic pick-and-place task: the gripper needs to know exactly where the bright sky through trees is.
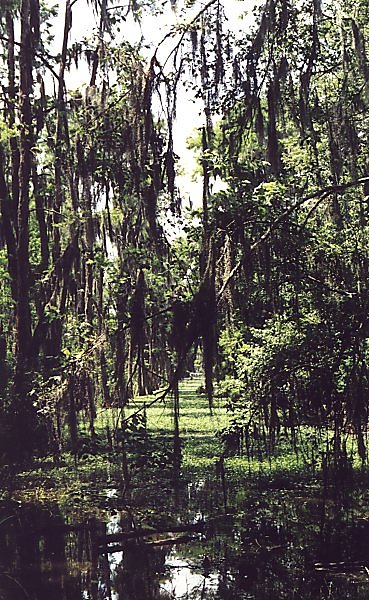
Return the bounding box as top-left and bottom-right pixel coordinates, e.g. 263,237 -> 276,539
47,0 -> 257,209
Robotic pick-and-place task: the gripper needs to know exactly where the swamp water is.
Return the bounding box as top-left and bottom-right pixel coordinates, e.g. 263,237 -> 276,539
1,381 -> 369,599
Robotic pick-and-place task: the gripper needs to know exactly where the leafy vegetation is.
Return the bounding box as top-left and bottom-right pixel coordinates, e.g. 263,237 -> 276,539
2,0 -> 369,595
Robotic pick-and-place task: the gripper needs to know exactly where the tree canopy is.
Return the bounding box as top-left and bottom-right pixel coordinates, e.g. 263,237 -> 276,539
1,0 -> 369,464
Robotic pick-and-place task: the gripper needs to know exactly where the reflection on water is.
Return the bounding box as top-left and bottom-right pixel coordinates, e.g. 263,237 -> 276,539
105,488 -> 124,597
2,477 -> 369,600
162,551 -> 219,598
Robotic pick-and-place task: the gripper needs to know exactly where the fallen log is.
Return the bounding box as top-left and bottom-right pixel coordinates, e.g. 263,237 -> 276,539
98,522 -> 204,546
144,534 -> 193,547
314,561 -> 368,573
101,534 -> 194,554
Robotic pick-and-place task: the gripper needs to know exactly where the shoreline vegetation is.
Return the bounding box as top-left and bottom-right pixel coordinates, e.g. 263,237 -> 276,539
4,377 -> 361,519
1,378 -> 369,598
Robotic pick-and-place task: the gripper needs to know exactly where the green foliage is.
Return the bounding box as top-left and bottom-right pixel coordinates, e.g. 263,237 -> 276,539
1,0 -> 369,469
217,302 -> 369,460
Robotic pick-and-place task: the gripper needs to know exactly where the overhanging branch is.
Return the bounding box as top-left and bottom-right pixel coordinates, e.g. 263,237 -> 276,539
217,176 -> 369,302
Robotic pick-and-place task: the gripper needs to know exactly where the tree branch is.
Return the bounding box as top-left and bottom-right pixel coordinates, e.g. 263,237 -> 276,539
0,35 -> 60,81
217,177 -> 369,302
152,0 -> 218,66
305,275 -> 355,297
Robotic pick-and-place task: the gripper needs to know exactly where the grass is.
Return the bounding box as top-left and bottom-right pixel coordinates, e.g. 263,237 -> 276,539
5,377 -> 227,522
6,375 -> 368,525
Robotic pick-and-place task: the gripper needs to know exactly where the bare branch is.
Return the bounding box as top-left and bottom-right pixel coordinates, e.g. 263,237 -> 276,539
306,275 -> 355,297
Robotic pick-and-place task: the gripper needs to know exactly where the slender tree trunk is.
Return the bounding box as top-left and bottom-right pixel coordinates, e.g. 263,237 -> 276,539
13,0 -> 36,456
172,379 -> 181,505
0,146 -> 17,301
53,0 -> 72,262
32,167 -> 49,276
15,0 -> 33,363
1,13 -> 19,304
116,291 -> 128,405
5,11 -> 20,231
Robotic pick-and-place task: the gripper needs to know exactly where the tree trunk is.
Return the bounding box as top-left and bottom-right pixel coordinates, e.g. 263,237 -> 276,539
15,0 -> 33,364
13,0 -> 38,457
5,11 -> 20,233
0,145 -> 17,301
